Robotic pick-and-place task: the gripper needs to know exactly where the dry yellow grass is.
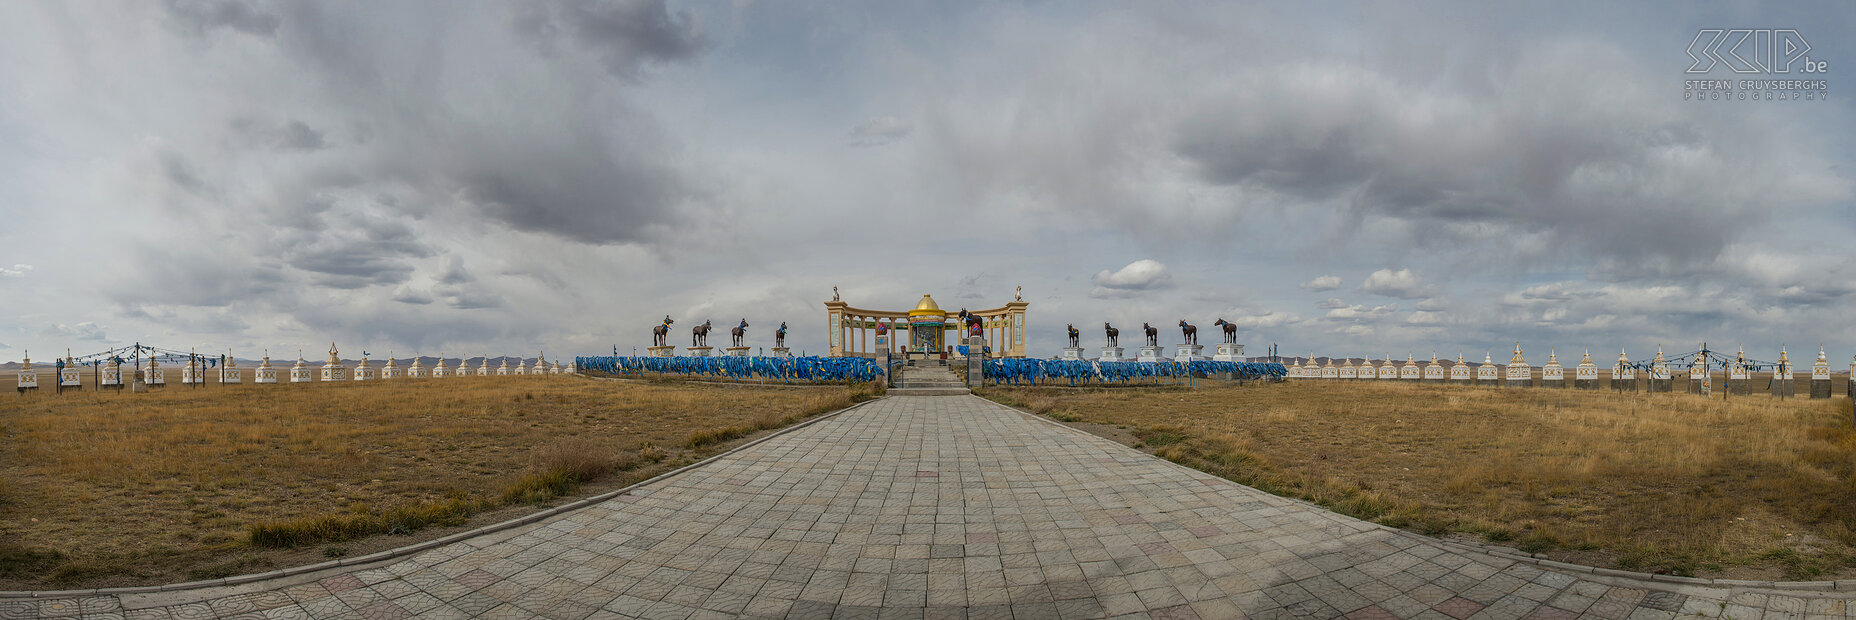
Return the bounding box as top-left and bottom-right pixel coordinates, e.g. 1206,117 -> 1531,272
979,381 -> 1856,579
0,376 -> 878,589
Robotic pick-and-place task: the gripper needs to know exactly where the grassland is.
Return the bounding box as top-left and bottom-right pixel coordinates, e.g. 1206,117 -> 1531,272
978,380 -> 1856,580
0,375 -> 880,589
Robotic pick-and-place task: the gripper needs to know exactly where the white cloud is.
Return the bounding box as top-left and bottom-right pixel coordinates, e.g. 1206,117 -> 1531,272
0,264 -> 33,277
1298,275 -> 1341,291
1322,303 -> 1398,322
1090,259 -> 1173,298
1360,269 -> 1439,299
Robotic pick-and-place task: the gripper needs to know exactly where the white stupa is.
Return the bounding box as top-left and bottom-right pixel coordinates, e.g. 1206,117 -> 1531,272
255,350 -> 278,384
290,350 -> 312,383
320,343 -> 347,382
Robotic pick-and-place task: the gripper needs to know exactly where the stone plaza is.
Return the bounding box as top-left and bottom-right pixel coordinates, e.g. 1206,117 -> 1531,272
5,394 -> 1855,619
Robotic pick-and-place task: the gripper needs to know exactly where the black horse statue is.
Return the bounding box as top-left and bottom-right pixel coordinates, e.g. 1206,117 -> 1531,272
1104,322 -> 1119,347
731,319 -> 748,347
652,316 -> 674,347
775,322 -> 788,348
958,309 -> 982,337
692,320 -> 712,347
1179,320 -> 1197,345
1213,318 -> 1237,344
1142,323 -> 1159,347
1066,324 -> 1079,348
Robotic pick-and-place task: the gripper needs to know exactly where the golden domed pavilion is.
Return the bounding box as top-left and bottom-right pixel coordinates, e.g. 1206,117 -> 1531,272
825,290 -> 1029,359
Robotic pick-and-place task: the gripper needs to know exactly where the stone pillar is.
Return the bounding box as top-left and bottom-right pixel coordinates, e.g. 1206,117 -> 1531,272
476,356 -> 492,376
384,353 -> 402,379
1379,353 -> 1397,381
145,356 -> 165,386
495,357 -> 510,376
353,355 -> 373,381
1339,358 -> 1357,380
1688,348 -> 1708,395
1400,353 -> 1420,380
1811,346 -> 1832,398
966,335 -> 984,388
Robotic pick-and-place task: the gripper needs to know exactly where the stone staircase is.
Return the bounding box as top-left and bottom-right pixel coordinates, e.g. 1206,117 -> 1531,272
889,362 -> 970,396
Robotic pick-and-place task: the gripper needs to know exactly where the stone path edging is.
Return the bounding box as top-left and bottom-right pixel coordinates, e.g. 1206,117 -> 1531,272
0,396 -> 883,600
980,393 -> 1856,597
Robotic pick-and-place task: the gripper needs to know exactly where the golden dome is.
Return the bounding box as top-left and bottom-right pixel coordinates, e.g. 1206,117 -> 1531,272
908,294 -> 947,318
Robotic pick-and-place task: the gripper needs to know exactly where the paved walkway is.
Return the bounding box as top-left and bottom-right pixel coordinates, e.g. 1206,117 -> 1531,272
7,395 -> 1856,619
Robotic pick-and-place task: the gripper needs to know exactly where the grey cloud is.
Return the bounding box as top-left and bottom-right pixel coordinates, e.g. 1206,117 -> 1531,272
437,285 -> 503,310
1172,44 -> 1849,268
276,120 -> 327,151
164,0 -> 279,38
282,214 -> 431,288
1315,297 -> 1347,309
43,322 -> 110,342
512,0 -> 706,77
161,153 -> 209,195
848,117 -> 913,147
392,286 -> 434,305
437,256 -> 474,285
108,248 -> 285,308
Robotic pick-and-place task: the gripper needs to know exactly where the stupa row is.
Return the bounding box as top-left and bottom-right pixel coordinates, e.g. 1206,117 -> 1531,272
1283,344 -> 1851,398
14,343 -> 576,392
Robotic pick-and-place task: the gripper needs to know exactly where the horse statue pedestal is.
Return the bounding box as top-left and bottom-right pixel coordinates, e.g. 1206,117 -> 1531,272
771,347 -> 792,357
1213,343 -> 1245,362
1138,346 -> 1166,363
648,346 -> 676,358
1060,347 -> 1085,361
725,347 -> 750,357
966,336 -> 985,388
1173,344 -> 1204,362
687,346 -> 713,357
1099,346 -> 1125,362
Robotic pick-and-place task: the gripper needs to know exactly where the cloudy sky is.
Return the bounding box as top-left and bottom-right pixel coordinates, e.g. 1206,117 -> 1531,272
1,1 -> 1851,364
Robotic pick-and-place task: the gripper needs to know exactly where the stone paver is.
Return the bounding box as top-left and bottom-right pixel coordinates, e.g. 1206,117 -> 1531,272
7,394 -> 1856,618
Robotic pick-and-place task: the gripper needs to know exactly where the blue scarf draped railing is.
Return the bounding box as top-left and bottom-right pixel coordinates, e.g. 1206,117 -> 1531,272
981,359 -> 1287,386
576,355 -> 884,383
